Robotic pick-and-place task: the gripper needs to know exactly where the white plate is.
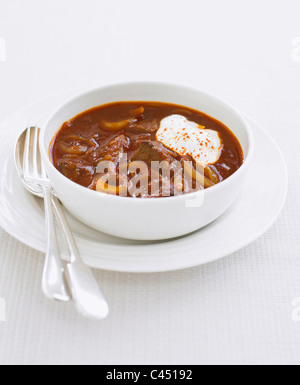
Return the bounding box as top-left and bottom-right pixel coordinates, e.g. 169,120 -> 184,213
0,91 -> 288,273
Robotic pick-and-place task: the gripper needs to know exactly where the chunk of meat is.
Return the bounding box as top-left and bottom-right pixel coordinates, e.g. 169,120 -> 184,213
88,135 -> 130,163
58,159 -> 95,183
128,119 -> 160,133
131,141 -> 177,166
130,134 -> 152,150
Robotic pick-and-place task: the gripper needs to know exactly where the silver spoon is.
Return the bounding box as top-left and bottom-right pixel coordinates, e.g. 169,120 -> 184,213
15,126 -> 109,320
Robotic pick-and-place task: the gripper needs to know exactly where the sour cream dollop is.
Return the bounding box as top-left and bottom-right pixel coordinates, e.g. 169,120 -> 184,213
156,115 -> 222,166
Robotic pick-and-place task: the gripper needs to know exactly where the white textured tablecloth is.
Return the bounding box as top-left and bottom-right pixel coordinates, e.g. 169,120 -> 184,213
0,0 -> 300,365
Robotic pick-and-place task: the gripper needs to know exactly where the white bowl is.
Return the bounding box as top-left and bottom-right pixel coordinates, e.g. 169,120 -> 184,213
40,82 -> 254,241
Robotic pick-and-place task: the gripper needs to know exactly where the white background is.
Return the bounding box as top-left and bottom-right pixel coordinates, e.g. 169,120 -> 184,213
0,0 -> 300,365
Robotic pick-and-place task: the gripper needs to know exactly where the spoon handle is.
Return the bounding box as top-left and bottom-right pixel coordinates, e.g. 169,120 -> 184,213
41,185 -> 70,302
52,196 -> 109,320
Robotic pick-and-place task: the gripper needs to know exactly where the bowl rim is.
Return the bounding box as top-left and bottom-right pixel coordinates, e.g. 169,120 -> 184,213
40,81 -> 255,203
